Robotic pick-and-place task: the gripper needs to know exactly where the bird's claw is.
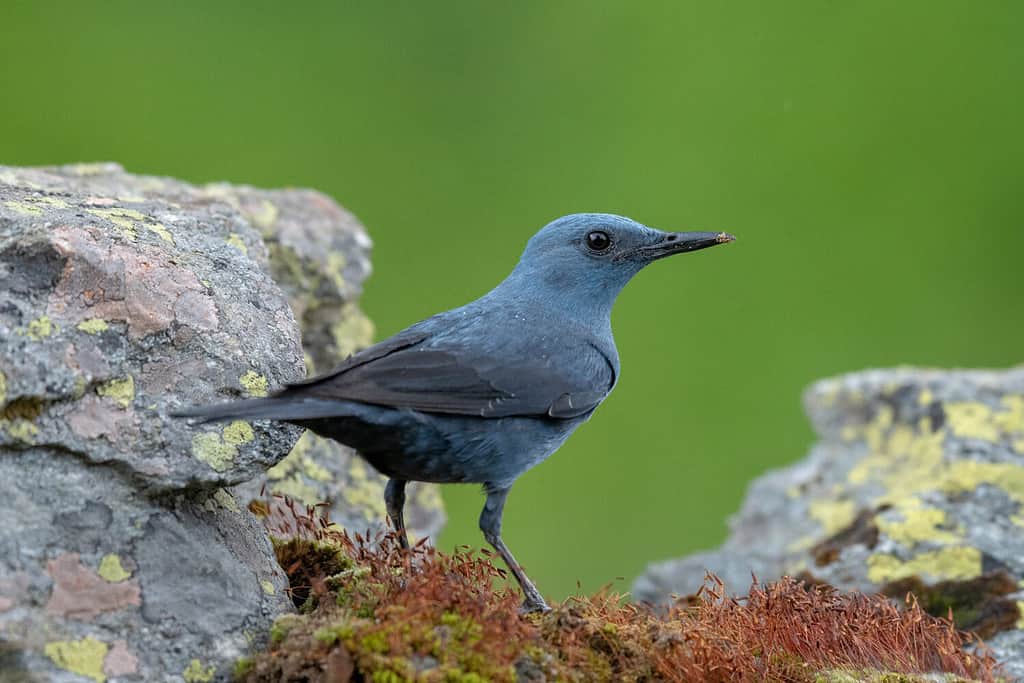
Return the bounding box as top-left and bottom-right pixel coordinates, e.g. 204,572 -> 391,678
519,597 -> 551,614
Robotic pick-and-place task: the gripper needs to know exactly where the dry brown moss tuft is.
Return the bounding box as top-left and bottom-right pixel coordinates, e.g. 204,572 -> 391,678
237,498 -> 1000,683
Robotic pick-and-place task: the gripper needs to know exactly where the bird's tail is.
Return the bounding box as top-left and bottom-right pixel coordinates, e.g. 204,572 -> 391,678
171,397 -> 355,424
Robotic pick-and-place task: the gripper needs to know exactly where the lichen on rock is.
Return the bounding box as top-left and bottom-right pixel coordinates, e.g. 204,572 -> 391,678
0,162 -> 400,681
635,367 -> 1024,678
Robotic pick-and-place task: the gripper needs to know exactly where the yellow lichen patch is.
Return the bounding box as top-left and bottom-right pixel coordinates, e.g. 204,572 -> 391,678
413,482 -> 443,513
343,458 -> 386,521
785,535 -> 816,553
875,499 -> 961,547
146,222 -> 174,244
946,401 -> 1000,441
917,389 -> 933,406
330,304 -> 375,360
19,315 -> 56,340
182,658 -> 215,683
4,200 -> 44,216
192,421 -> 253,472
97,376 -> 135,409
249,199 -> 279,232
239,370 -> 268,397
839,425 -> 859,442
846,422 -> 945,501
263,433 -> 324,502
326,250 -> 347,289
260,579 -> 275,595
86,207 -> 148,240
192,433 -> 236,472
808,499 -> 857,535
226,232 -> 248,254
866,546 -> 981,584
224,420 -> 254,446
4,420 -> 39,444
1017,601 -> 1024,630
269,474 -> 320,504
0,368 -> 6,405
44,637 -> 109,682
941,460 -> 1024,506
97,554 -> 131,583
36,196 -> 70,209
213,488 -> 240,513
70,163 -> 113,176
303,457 -> 332,483
77,318 -> 109,334
997,394 -> 1024,432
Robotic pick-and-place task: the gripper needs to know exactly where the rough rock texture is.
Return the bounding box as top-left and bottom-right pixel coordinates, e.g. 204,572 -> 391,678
0,163 -> 443,682
634,367 -> 1024,678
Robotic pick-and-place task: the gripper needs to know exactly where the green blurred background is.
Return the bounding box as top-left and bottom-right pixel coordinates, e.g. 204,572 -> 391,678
2,1 -> 1021,599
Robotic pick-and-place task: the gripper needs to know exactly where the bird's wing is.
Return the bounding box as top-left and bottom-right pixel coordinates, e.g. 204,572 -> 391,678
280,326 -> 615,419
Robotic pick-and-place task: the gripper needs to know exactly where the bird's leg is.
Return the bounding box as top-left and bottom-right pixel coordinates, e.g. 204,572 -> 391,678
479,486 -> 550,613
384,478 -> 410,550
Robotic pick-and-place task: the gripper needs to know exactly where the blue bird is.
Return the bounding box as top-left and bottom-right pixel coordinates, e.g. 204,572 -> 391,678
176,213 -> 734,612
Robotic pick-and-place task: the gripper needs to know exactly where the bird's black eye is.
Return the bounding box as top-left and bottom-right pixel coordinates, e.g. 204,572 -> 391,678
585,230 -> 612,252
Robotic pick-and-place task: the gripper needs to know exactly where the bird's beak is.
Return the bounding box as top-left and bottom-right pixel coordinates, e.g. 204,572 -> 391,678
637,231 -> 736,261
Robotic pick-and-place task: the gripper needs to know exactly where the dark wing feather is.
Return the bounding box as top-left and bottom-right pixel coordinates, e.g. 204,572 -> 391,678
279,328 -> 613,419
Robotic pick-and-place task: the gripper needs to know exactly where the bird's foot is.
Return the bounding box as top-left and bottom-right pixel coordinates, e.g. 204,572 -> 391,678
519,595 -> 551,614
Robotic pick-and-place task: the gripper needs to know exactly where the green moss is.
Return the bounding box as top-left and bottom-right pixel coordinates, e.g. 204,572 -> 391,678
97,553 -> 131,582
239,370 -> 268,397
97,375 -> 135,408
232,657 -> 255,680
314,623 -> 355,646
44,637 -> 108,683
77,318 -> 109,334
182,658 -> 215,682
270,614 -> 304,644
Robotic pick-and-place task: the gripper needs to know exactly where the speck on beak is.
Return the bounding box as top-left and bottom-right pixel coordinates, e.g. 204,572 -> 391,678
639,231 -> 736,261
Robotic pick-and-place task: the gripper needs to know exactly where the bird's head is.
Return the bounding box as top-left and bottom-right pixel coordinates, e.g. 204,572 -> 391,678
505,213 -> 735,318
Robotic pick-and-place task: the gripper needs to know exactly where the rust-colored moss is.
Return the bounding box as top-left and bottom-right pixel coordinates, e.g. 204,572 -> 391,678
237,498 -> 1000,683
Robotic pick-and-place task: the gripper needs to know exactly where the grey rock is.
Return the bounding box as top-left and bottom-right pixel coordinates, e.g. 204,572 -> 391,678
0,163 -> 443,682
634,367 -> 1024,677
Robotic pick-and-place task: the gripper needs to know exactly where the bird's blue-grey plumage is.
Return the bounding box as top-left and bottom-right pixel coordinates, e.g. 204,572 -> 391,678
175,212 -> 734,612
